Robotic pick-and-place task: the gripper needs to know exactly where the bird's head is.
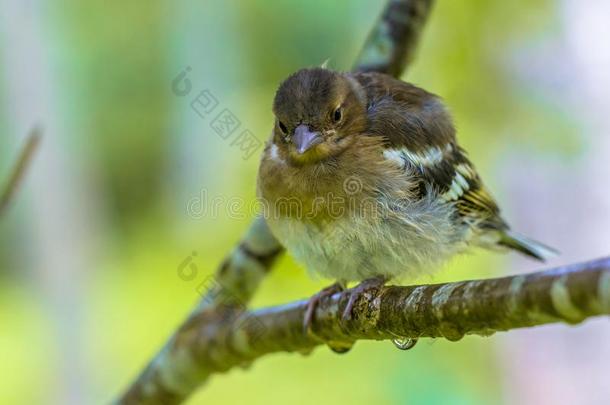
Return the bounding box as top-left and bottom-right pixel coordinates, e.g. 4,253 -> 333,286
272,68 -> 367,165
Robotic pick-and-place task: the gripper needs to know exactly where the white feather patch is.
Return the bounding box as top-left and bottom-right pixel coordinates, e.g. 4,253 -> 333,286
383,146 -> 447,171
383,149 -> 407,168
439,162 -> 480,203
268,143 -> 284,163
456,163 -> 476,178
441,170 -> 471,202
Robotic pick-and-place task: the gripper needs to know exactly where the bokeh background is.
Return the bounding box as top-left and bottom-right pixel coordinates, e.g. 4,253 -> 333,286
1,0 -> 609,404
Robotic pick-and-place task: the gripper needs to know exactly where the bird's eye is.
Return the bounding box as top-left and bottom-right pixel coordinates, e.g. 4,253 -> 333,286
333,106 -> 342,123
278,121 -> 288,134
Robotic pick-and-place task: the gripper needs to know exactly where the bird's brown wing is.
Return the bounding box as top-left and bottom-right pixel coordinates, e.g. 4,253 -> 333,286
353,72 -> 455,152
442,153 -> 508,230
354,72 -> 508,230
383,144 -> 508,230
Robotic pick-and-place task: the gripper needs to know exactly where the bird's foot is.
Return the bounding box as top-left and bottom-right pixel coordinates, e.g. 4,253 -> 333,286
303,281 -> 345,334
341,276 -> 387,321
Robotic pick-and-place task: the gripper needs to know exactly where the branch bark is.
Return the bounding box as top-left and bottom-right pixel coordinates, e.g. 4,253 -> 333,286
119,256 -> 610,404
353,0 -> 435,76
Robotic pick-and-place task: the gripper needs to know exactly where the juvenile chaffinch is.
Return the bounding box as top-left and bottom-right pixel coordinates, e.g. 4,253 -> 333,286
257,67 -> 556,328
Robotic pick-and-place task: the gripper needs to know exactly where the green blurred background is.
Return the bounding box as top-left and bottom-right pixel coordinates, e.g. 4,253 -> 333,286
1,0 -> 609,404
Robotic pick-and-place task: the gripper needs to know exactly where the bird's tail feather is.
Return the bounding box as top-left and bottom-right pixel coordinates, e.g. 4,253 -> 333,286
498,231 -> 559,262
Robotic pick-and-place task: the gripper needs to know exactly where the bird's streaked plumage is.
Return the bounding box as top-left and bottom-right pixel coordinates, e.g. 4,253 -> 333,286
257,68 -> 556,288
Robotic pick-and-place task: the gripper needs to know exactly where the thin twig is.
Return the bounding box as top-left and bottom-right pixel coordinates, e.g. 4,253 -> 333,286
0,126 -> 42,217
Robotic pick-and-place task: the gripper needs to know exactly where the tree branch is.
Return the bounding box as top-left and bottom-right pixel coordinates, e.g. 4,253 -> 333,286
0,126 -> 41,217
119,256 -> 610,404
353,0 -> 435,76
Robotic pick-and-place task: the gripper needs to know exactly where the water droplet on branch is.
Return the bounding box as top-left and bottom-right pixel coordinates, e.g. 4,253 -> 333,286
392,337 -> 418,350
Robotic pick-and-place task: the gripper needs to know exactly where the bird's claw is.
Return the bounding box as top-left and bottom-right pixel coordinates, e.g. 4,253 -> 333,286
303,282 -> 345,333
341,276 -> 387,321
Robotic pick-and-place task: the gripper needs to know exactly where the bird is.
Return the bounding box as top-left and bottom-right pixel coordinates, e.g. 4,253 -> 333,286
256,67 -> 557,330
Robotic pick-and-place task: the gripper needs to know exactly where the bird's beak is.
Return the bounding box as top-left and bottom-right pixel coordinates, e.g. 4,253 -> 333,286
293,124 -> 322,154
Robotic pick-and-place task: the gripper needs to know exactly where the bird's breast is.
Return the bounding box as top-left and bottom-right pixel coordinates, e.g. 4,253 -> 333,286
257,136 -> 418,225
257,136 -> 470,281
